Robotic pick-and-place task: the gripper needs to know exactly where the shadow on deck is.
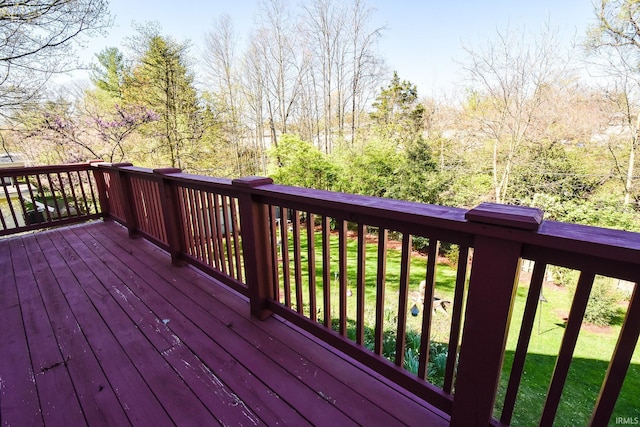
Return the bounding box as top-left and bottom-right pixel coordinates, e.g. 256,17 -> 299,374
0,220 -> 448,426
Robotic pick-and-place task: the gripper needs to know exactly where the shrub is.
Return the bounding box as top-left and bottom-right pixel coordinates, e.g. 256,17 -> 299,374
584,282 -> 620,327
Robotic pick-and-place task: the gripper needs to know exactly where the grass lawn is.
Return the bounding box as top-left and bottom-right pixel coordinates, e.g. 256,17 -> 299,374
274,225 -> 639,426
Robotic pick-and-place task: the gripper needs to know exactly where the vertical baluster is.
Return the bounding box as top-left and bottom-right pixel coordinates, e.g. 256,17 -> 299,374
269,205 -> 281,302
65,172 -> 79,216
134,179 -> 146,232
222,196 -> 235,275
3,178 -> 19,228
590,282 -> 640,425
418,238 -> 438,379
24,175 -> 39,224
200,191 -> 214,267
356,223 -> 366,345
35,174 -> 52,222
190,188 -> 203,262
292,210 -> 303,314
322,215 -> 331,328
143,179 -> 153,233
180,187 -> 194,256
213,194 -> 228,275
0,186 -> 8,229
394,233 -> 412,367
280,207 -> 291,308
230,197 -> 243,282
134,179 -> 147,233
443,245 -> 470,393
154,180 -> 167,243
208,193 -> 221,269
307,213 -> 317,322
338,219 -> 348,336
75,171 -> 90,214
540,271 -> 596,425
501,261 -> 547,424
374,228 -> 388,356
15,175 -> 29,226
146,179 -> 158,237
85,169 -> 100,215
190,188 -> 204,262
45,173 -> 62,220
56,172 -> 71,218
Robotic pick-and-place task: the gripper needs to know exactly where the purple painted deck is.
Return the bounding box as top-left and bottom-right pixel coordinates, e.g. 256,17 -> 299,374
0,220 -> 449,426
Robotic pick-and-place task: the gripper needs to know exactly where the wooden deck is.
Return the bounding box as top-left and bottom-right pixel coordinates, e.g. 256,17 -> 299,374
0,220 -> 449,426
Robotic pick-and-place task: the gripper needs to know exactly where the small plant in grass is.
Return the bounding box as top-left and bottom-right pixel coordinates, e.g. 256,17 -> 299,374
584,282 -> 621,327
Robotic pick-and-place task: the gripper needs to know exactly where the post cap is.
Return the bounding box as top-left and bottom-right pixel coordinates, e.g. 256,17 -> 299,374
232,176 -> 274,188
153,168 -> 182,175
465,202 -> 543,231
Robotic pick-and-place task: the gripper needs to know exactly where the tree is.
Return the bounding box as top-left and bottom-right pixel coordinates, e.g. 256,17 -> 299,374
347,0 -> 385,144
268,134 -> 338,189
392,137 -> 444,205
588,1 -> 640,207
335,138 -> 401,197
461,24 -> 566,203
370,71 -> 425,146
124,25 -> 200,169
251,0 -> 305,148
91,47 -> 127,101
203,15 -> 247,175
0,0 -> 111,115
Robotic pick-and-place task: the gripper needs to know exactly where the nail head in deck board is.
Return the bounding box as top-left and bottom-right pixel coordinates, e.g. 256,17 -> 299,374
465,202 -> 543,231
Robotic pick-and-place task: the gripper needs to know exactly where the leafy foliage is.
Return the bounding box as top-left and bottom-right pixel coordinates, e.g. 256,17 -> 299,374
584,282 -> 622,327
268,134 -> 338,189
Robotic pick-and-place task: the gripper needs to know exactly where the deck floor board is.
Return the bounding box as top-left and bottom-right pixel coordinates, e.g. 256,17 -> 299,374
0,221 -> 449,426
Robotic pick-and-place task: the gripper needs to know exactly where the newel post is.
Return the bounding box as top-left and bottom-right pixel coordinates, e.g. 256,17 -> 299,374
89,160 -> 109,217
451,203 -> 543,427
232,176 -> 275,320
113,163 -> 137,238
154,168 -> 184,265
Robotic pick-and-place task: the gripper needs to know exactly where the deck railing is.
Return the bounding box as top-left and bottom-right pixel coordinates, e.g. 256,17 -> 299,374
0,162 -> 103,236
4,162 -> 639,426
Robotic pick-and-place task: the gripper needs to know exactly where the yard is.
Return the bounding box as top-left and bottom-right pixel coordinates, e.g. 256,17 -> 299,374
274,225 -> 639,426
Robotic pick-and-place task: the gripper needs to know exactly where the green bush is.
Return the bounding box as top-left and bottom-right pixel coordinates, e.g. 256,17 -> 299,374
584,282 -> 620,327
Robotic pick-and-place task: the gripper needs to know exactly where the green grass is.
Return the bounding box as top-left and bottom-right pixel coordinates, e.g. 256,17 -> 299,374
496,281 -> 640,426
274,225 -> 639,425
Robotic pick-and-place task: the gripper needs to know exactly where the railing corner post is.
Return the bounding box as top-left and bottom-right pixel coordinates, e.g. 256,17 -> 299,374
451,203 -> 543,426
89,161 -> 109,218
113,163 -> 136,238
154,168 -> 185,266
233,176 -> 275,320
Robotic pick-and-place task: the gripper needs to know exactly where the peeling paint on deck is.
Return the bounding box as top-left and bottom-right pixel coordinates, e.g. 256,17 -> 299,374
198,362 -> 260,426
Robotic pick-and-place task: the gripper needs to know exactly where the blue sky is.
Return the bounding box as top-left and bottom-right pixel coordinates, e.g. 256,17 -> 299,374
80,0 -> 598,97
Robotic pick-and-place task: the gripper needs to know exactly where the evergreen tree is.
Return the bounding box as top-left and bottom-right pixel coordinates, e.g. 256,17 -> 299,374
370,71 -> 425,146
125,27 -> 200,169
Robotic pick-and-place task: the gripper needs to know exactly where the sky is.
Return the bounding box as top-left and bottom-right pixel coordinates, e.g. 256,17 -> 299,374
74,0 -> 599,97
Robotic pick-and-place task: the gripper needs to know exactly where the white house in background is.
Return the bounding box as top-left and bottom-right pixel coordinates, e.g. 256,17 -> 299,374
0,153 -> 25,185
